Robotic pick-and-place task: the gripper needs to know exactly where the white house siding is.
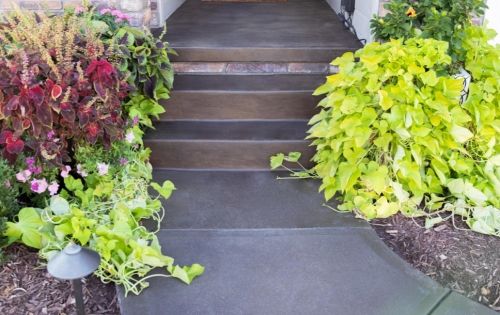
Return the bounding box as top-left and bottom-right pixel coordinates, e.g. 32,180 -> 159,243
158,0 -> 185,23
326,0 -> 380,43
485,0 -> 500,45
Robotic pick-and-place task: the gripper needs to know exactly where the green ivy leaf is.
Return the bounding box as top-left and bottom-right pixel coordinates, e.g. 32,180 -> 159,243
5,208 -> 45,249
285,152 -> 301,163
49,195 -> 70,215
64,175 -> 84,192
270,153 -> 285,169
151,181 -> 176,199
425,216 -> 443,229
168,264 -> 205,284
420,70 -> 438,86
450,124 -> 473,143
378,90 -> 393,110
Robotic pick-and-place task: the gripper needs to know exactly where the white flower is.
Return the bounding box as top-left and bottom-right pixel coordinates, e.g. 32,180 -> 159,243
125,131 -> 135,143
97,163 -> 109,175
76,164 -> 88,177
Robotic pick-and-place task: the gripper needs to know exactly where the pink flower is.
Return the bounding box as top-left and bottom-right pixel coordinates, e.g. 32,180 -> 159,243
120,158 -> 128,165
125,131 -> 135,143
16,170 -> 32,183
100,8 -> 111,14
30,178 -> 48,194
115,18 -> 123,23
132,116 -> 139,126
74,7 -> 85,14
26,157 -> 35,167
60,165 -> 71,178
47,130 -> 55,140
5,179 -> 10,188
76,164 -> 88,177
48,181 -> 59,196
111,10 -> 121,16
97,163 -> 109,175
29,166 -> 42,174
123,14 -> 131,23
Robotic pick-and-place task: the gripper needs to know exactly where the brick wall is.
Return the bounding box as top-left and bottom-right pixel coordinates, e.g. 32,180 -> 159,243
0,0 -> 152,28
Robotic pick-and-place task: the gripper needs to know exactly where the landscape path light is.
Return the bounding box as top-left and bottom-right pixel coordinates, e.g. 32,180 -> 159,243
47,242 -> 101,315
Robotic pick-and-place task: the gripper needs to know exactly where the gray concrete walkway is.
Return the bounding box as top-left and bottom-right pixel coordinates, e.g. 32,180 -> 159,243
118,171 -> 496,315
118,0 -> 497,313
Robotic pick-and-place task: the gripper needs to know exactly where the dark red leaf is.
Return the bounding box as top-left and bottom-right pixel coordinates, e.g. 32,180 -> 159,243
86,59 -> 98,76
35,102 -> 53,127
51,84 -> 62,100
77,111 -> 90,126
28,86 -> 44,105
22,119 -> 31,130
94,81 -> 107,99
2,149 -> 17,165
61,103 -> 76,122
3,96 -> 19,117
6,138 -> 24,154
12,117 -> 23,131
0,130 -> 13,144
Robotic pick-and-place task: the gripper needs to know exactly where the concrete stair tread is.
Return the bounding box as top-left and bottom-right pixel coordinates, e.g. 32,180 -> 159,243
144,120 -> 310,141
172,73 -> 327,91
148,170 -> 365,229
156,0 -> 362,62
118,229 -> 450,315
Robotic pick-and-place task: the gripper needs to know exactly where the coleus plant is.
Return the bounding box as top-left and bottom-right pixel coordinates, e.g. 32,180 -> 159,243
0,9 -> 132,166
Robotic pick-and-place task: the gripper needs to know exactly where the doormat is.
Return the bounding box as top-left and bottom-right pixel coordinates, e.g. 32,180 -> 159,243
202,0 -> 286,2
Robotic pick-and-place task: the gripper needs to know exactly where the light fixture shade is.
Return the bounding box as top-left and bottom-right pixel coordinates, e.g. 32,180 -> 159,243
47,243 -> 101,280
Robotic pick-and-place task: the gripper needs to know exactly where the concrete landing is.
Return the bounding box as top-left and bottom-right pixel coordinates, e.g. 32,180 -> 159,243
117,171 -> 497,315
156,0 -> 363,62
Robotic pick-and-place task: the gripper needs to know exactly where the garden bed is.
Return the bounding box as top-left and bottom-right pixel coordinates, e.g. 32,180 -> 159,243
0,243 -> 120,315
371,215 -> 500,312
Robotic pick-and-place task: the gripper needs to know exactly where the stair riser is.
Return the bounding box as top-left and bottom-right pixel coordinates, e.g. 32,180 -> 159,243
160,91 -> 321,120
146,140 -> 315,169
170,47 -> 354,63
172,74 -> 327,91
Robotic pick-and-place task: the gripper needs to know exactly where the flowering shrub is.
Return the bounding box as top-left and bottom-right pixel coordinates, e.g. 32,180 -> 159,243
370,0 -> 488,62
72,6 -> 132,36
0,7 -> 203,294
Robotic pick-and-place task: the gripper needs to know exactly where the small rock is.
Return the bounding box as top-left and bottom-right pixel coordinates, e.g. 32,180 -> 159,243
481,287 -> 490,295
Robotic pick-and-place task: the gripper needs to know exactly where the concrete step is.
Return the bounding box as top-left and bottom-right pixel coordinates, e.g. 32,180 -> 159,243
160,90 -> 321,120
157,0 -> 363,62
144,121 -> 314,169
118,228 -> 450,315
146,170 -> 363,230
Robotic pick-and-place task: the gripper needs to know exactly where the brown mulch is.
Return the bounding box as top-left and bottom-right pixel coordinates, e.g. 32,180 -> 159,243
0,243 -> 120,315
371,213 -> 500,312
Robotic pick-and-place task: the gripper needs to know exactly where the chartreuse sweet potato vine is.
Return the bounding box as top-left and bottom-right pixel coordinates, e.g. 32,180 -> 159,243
271,30 -> 500,236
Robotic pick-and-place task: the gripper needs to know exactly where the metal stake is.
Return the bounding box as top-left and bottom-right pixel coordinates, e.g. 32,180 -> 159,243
73,278 -> 85,315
